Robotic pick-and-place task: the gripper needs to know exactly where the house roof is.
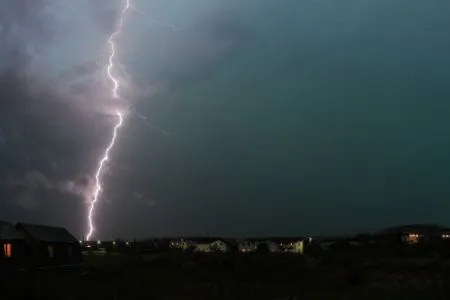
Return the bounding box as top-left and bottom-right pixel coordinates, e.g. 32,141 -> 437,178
16,223 -> 78,243
169,237 -> 307,245
185,237 -> 225,244
254,237 -> 305,243
0,221 -> 26,240
170,237 -> 237,246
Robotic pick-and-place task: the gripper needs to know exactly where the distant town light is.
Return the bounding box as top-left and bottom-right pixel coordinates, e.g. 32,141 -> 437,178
97,240 -> 101,245
113,241 -> 116,245
404,233 -> 421,244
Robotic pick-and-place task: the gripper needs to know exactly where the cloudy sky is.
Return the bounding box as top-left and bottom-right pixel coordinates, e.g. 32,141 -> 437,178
1,0 -> 450,239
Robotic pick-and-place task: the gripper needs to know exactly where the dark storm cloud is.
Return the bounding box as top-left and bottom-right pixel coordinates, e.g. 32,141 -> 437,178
119,0 -> 450,238
0,0 -> 129,117
133,192 -> 156,208
58,62 -> 102,81
15,190 -> 38,211
0,0 -> 55,69
6,171 -> 54,190
158,9 -> 253,81
3,0 -> 450,240
88,0 -> 122,34
0,0 -> 114,228
124,6 -> 254,98
0,1 -> 103,236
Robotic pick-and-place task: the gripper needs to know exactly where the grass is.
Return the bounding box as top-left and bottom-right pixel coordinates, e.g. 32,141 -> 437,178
2,251 -> 450,299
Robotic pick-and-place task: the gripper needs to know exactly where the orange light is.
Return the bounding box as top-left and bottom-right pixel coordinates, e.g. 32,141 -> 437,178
3,243 -> 12,258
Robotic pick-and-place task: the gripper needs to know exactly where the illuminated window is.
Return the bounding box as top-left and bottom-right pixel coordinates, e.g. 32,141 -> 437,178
404,233 -> 421,244
48,245 -> 54,258
3,243 -> 12,258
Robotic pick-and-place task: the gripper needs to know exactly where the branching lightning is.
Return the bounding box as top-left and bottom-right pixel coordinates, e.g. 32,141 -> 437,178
86,0 -> 131,241
85,0 -> 177,240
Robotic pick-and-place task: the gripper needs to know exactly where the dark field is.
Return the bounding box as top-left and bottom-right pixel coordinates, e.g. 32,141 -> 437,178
2,252 -> 450,300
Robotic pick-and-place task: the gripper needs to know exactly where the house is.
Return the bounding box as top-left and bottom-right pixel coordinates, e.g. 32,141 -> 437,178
376,224 -> 450,245
0,221 -> 27,265
210,239 -> 230,252
169,238 -> 196,250
263,238 -> 305,254
192,238 -> 230,252
195,243 -> 212,252
15,222 -> 83,267
237,239 -> 258,253
168,237 -> 234,252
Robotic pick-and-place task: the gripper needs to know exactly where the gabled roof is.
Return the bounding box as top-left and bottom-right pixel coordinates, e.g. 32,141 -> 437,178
0,221 -> 26,240
170,237 -> 237,246
16,223 -> 78,243
186,237 -> 224,244
256,237 -> 305,244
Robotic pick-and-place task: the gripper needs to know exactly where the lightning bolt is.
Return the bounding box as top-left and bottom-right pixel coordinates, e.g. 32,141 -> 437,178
86,0 -> 131,241
107,0 -> 131,99
86,111 -> 123,241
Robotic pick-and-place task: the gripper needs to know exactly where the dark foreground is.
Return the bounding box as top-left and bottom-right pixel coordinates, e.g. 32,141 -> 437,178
2,252 -> 450,300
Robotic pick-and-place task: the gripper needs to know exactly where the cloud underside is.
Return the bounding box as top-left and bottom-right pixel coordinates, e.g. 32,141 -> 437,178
0,0 -> 250,214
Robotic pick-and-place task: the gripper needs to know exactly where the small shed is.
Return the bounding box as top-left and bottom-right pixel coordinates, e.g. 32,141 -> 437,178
0,221 -> 27,265
16,222 -> 83,267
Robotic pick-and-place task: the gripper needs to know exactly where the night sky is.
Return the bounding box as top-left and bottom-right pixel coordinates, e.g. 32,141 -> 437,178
1,0 -> 450,240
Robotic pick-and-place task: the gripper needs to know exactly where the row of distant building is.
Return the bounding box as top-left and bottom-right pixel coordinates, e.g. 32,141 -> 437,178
167,237 -> 306,253
81,224 -> 450,255
80,237 -> 305,254
165,224 -> 450,252
3,221 -> 450,267
148,223 -> 450,253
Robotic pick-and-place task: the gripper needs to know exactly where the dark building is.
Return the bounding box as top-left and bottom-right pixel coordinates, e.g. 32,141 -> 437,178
15,223 -> 83,267
257,237 -> 305,253
0,221 -> 28,266
376,224 -> 450,245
